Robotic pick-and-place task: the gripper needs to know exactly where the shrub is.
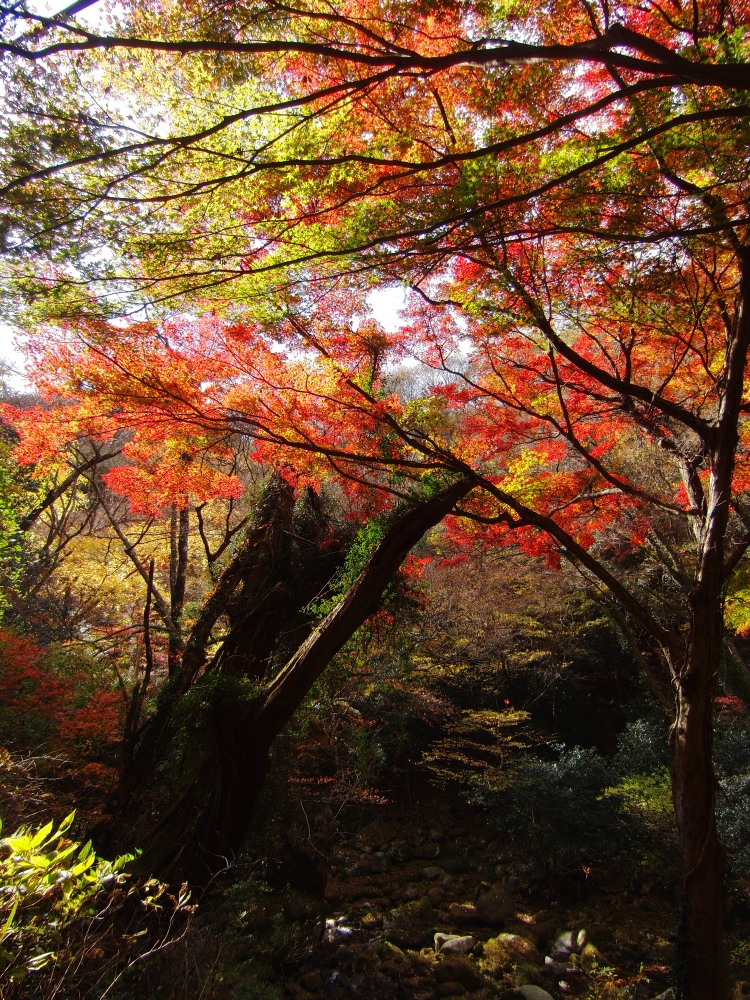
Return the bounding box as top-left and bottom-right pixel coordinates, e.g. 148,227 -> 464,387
714,718 -> 750,875
0,811 -> 133,989
0,811 -> 194,999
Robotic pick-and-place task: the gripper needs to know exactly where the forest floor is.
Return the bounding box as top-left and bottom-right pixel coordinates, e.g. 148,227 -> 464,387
125,770 -> 750,1000
4,715 -> 750,999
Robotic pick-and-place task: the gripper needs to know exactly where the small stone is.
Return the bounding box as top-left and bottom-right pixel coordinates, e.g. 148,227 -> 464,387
424,865 -> 447,880
435,933 -> 476,954
428,886 -> 444,906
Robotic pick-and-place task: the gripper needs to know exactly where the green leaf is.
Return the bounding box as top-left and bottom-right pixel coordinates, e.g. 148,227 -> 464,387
56,812 -> 76,835
3,835 -> 34,853
1,899 -> 18,940
77,841 -> 93,863
28,821 -> 53,851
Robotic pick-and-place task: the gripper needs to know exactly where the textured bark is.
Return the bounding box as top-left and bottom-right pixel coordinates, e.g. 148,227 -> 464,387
670,601 -> 726,1000
167,505 -> 189,676
135,479 -> 472,878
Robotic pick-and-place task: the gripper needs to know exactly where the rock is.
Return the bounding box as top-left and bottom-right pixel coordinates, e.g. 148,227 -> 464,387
403,882 -> 423,901
653,992 -> 676,1000
585,922 -> 614,948
480,933 -> 541,975
284,889 -> 321,921
424,865 -> 447,880
427,886 -> 444,907
514,987 -> 556,1000
384,898 -> 438,949
528,909 -> 558,949
475,884 -> 513,926
437,982 -> 468,996
357,852 -> 391,875
448,902 -> 480,925
436,956 -> 484,990
543,955 -> 581,978
435,933 -> 476,955
297,970 -> 323,993
387,840 -> 412,862
551,930 -> 576,958
414,845 -> 441,859
377,940 -> 406,963
580,941 -> 609,972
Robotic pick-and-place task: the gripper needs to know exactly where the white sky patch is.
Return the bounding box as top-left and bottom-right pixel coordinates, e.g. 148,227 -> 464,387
0,325 -> 30,389
28,0 -> 107,27
368,285 -> 408,331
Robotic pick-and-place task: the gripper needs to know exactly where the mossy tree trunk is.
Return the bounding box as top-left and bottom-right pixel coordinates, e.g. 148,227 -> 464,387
122,479 -> 472,878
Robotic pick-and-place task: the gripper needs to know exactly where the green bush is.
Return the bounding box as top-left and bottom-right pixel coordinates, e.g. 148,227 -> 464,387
0,811 -> 134,988
465,718 -> 678,878
714,718 -> 750,875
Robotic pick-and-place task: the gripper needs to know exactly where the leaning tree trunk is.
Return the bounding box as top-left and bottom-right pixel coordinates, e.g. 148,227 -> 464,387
135,480 -> 472,878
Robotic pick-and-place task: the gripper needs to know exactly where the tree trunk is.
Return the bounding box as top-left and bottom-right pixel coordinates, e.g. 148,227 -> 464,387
669,590 -> 726,1000
167,505 -> 189,675
135,479 -> 472,878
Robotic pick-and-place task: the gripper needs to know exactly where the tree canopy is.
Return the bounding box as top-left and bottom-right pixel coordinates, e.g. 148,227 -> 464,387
0,2 -> 749,997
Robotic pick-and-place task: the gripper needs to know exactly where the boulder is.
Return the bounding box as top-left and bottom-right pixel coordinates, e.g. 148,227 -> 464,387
551,929 -> 576,958
384,897 -> 438,949
475,884 -> 513,925
448,901 -> 480,925
514,987 -> 556,1000
427,886 -> 444,907
437,982 -> 468,996
436,955 -> 484,990
297,970 -> 323,993
580,941 -> 609,973
480,932 -> 541,975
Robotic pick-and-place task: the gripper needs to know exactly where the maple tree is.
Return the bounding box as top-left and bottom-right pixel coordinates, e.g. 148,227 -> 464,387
2,346 -> 471,879
0,1 -> 749,996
